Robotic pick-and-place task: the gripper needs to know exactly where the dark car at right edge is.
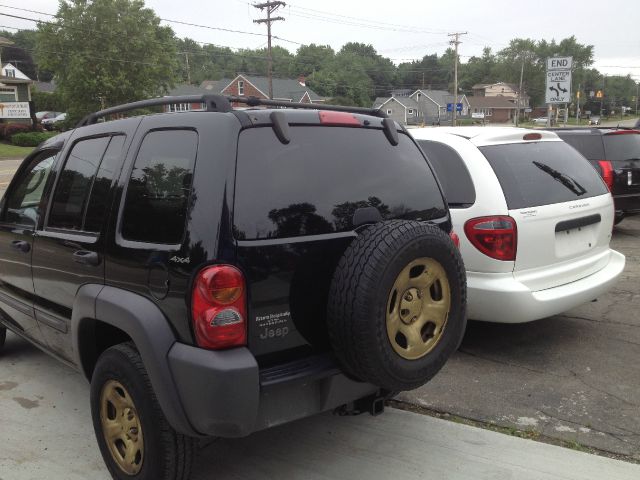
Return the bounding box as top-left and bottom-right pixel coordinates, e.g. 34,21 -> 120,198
549,127 -> 640,224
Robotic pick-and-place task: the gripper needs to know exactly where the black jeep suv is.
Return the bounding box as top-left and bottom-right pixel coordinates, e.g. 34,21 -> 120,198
549,127 -> 640,224
0,95 -> 466,480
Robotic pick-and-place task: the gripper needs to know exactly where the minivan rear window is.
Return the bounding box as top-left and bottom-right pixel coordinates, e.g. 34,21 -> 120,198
480,141 -> 608,210
234,127 -> 447,239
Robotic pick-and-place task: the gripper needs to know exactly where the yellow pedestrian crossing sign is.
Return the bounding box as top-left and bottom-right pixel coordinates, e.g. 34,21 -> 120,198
596,90 -> 603,98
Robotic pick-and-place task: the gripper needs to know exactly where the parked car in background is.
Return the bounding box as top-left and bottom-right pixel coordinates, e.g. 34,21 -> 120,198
549,127 -> 640,224
35,111 -> 63,121
588,115 -> 601,125
532,117 -> 549,125
41,112 -> 67,130
411,126 -> 625,323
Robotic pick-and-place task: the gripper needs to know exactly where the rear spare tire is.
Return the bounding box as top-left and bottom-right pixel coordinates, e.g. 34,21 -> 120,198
327,220 -> 466,391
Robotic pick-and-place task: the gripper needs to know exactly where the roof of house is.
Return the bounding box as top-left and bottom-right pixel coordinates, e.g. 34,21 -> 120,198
472,82 -> 520,92
412,89 -> 451,106
0,36 -> 13,46
223,74 -> 324,101
468,96 -> 517,109
166,84 -> 212,96
200,79 -> 229,92
373,96 -> 420,110
33,80 -> 56,93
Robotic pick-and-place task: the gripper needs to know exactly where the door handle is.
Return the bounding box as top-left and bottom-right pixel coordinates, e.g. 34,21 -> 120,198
72,250 -> 101,266
10,240 -> 30,253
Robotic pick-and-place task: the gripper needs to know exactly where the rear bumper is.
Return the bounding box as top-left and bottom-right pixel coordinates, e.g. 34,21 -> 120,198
167,344 -> 378,438
614,193 -> 640,215
466,249 -> 625,323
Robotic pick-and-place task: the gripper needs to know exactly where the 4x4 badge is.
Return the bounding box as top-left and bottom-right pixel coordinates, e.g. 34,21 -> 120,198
169,256 -> 190,264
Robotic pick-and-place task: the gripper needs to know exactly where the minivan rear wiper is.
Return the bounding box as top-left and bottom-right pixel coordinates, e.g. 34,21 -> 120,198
533,161 -> 587,196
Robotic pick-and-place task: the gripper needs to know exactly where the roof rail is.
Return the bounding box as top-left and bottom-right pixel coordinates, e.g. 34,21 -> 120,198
76,94 -> 233,127
228,95 -> 388,118
75,94 -> 387,128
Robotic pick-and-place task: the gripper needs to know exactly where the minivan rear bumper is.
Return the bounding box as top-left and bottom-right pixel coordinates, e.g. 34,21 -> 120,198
466,249 -> 625,323
166,344 -> 378,437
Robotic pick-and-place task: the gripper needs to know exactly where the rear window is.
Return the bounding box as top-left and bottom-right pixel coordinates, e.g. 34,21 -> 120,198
603,133 -> 640,161
234,127 -> 447,239
479,141 -> 608,210
417,140 -> 476,207
555,133 -> 604,160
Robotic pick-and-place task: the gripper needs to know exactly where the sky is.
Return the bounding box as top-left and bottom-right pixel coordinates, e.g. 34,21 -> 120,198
3,0 -> 639,80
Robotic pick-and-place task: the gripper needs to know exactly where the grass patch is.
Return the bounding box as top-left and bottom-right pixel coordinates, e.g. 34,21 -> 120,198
0,142 -> 34,159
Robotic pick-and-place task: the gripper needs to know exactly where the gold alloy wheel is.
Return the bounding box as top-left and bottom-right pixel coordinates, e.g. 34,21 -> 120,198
100,380 -> 144,475
386,257 -> 451,360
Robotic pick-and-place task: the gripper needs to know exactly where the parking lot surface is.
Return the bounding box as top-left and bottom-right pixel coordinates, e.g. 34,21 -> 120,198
399,215 -> 640,461
1,332 -> 640,480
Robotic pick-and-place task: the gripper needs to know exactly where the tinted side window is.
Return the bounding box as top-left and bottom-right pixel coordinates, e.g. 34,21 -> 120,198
48,137 -> 110,231
480,141 -> 608,210
84,135 -> 126,233
555,133 -> 604,160
417,140 -> 476,207
235,127 -> 447,240
121,130 -> 197,244
3,152 -> 56,227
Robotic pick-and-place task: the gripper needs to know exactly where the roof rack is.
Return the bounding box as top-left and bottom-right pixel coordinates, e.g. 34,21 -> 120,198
75,94 -> 387,128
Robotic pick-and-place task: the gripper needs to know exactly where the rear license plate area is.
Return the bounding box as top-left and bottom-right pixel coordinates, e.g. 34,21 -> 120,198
554,224 -> 597,258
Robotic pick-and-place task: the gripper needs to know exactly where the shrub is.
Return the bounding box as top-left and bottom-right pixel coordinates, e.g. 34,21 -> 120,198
10,132 -> 57,147
0,123 -> 32,140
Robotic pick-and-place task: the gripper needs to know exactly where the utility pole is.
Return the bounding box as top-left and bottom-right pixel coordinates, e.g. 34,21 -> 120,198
515,56 -> 524,127
635,82 -> 638,117
253,1 -> 286,99
184,52 -> 191,84
448,32 -> 467,127
576,83 -> 581,125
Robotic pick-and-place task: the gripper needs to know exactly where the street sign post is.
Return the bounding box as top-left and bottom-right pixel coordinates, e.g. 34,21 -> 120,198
545,56 -> 573,126
446,103 -> 463,112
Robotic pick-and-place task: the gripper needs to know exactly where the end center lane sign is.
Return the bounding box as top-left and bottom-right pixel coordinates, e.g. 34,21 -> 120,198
546,56 -> 572,104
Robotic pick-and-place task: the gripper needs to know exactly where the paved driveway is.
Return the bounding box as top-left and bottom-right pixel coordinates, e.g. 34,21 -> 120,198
399,216 -> 640,461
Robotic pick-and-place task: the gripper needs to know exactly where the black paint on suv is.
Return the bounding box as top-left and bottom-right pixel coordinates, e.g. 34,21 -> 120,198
549,127 -> 640,224
0,95 -> 466,480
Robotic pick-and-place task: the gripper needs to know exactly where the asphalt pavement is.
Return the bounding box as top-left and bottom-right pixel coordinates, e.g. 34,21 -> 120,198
399,215 -> 640,461
1,331 -> 639,480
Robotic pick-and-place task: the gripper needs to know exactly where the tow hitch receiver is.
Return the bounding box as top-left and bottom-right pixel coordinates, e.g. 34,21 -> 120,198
334,393 -> 386,417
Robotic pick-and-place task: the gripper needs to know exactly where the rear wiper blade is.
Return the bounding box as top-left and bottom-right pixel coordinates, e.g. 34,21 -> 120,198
533,161 -> 587,196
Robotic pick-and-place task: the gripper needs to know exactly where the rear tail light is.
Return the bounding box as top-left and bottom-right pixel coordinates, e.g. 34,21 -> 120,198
318,111 -> 361,126
191,265 -> 247,349
449,231 -> 460,248
598,160 -> 614,191
464,216 -> 517,261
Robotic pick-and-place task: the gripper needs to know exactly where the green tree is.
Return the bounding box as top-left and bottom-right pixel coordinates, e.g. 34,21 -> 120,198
36,0 -> 179,123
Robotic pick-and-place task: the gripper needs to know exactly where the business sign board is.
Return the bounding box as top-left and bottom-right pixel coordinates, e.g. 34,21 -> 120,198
0,102 -> 30,119
471,112 -> 485,119
545,57 -> 572,104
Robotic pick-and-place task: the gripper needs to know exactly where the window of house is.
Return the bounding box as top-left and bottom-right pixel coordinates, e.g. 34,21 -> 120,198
408,109 -> 414,115
238,80 -> 244,96
417,93 -> 421,101
120,129 -> 197,245
0,86 -> 16,101
387,109 -> 392,115
4,69 -> 15,78
168,103 -> 191,112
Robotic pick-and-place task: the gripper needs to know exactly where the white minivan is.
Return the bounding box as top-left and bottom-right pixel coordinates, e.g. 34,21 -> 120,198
411,127 -> 625,323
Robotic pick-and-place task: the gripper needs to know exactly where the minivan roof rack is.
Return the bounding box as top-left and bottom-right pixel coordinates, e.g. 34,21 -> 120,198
76,94 -> 388,127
